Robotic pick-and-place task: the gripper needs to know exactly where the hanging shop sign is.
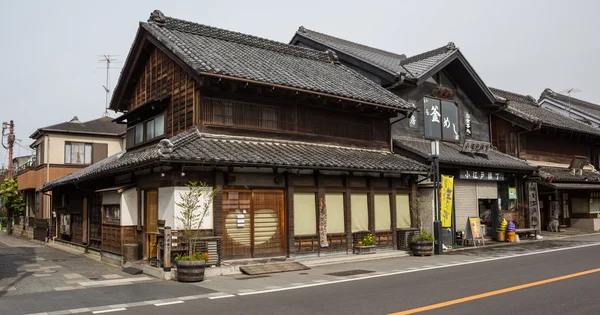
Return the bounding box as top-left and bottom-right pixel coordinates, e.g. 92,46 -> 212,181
441,175 -> 454,228
460,139 -> 491,154
508,187 -> 517,200
459,170 -> 505,181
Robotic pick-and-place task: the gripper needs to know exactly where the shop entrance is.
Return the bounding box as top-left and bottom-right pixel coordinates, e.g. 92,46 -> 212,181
478,199 -> 499,238
222,190 -> 286,258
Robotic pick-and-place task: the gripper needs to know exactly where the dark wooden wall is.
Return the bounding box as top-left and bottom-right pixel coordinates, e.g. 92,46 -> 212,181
391,76 -> 491,143
129,46 -> 196,137
520,131 -> 590,164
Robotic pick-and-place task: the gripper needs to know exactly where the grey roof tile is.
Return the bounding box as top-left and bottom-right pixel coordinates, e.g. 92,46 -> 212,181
138,12 -> 413,110
490,87 -> 600,136
393,137 -> 536,171
539,166 -> 600,182
293,27 -> 407,75
539,88 -> 600,121
44,128 -> 427,190
31,117 -> 125,138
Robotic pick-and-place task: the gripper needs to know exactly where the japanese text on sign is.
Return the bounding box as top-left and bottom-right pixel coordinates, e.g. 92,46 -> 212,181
459,170 -> 504,181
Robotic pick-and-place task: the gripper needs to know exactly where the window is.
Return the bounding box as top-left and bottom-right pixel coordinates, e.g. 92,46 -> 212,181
65,142 -> 92,164
135,123 -> 144,144
325,193 -> 345,234
145,114 -> 165,140
260,106 -> 278,130
103,205 -> 120,224
293,193 -> 317,236
350,194 -> 369,232
35,143 -> 44,166
424,97 -> 459,141
374,194 -> 391,232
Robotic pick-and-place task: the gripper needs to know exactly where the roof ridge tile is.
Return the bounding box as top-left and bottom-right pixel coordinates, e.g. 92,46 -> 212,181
400,42 -> 456,66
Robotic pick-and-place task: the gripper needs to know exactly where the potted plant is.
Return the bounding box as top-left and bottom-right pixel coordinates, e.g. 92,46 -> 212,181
354,233 -> 376,255
174,181 -> 220,282
411,231 -> 434,256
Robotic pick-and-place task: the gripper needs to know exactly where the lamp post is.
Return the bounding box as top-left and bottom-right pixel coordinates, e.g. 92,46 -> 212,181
430,140 -> 443,255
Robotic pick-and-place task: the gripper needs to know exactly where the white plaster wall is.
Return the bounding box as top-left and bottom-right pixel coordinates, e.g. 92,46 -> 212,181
158,187 -> 175,228
157,186 -> 214,230
102,191 -> 120,205
570,218 -> 600,231
46,133 -> 124,165
120,188 -> 138,226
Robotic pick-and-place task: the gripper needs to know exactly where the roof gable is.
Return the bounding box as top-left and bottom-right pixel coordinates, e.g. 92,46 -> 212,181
111,10 -> 414,112
30,117 -> 126,139
491,87 -> 600,137
539,88 -> 600,122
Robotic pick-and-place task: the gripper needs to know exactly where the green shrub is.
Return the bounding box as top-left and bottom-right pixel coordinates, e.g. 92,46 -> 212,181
412,230 -> 434,242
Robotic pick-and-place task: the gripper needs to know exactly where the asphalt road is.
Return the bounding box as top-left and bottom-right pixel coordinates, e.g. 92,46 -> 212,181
120,236 -> 600,315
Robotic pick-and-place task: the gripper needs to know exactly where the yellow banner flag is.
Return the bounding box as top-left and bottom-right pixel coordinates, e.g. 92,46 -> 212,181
441,175 -> 454,228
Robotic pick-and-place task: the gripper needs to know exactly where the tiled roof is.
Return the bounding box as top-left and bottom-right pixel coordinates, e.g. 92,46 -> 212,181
399,43 -> 458,80
44,129 -> 428,190
540,88 -> 600,120
490,87 -> 600,136
393,137 -> 536,171
539,166 -> 600,182
137,11 -> 412,110
293,27 -> 407,75
31,117 -> 125,139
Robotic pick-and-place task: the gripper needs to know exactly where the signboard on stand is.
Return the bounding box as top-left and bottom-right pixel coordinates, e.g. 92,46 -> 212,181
527,182 -> 541,233
464,217 -> 485,246
508,187 -> 517,200
441,175 -> 454,228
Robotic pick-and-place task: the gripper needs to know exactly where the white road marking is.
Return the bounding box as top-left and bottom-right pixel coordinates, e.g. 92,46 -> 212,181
238,242 -> 600,296
155,301 -> 184,306
92,308 -> 127,314
78,276 -> 153,286
208,294 -> 236,299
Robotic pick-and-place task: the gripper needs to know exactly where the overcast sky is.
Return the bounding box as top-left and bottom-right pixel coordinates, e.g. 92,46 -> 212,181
1,0 -> 599,164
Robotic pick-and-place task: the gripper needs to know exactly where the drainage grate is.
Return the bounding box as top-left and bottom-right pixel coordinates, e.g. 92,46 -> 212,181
88,277 -> 99,280
299,272 -> 309,275
234,275 -> 271,280
324,269 -> 375,277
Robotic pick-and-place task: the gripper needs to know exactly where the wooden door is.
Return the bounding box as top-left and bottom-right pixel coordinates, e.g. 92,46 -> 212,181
145,190 -> 159,258
222,190 -> 286,258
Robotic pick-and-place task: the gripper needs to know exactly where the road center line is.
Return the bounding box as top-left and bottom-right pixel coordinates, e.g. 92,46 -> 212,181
389,267 -> 600,315
208,294 -> 236,299
238,242 -> 600,296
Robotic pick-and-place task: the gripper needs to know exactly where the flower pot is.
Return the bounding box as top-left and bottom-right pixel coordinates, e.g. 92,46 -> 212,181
411,241 -> 433,256
354,245 -> 376,255
506,231 -> 515,242
175,260 -> 206,282
496,230 -> 506,242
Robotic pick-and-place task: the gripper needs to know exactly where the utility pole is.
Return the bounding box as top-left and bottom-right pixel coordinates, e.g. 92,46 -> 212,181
2,120 -> 15,235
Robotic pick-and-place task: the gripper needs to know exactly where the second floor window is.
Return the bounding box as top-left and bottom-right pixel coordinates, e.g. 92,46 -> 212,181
65,142 -> 92,164
424,97 -> 459,141
126,113 -> 165,149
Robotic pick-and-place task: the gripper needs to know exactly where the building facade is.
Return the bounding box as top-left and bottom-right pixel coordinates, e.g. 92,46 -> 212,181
43,10 -> 429,265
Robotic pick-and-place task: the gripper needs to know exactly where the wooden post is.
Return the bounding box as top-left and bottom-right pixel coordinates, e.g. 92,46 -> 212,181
163,226 -> 172,271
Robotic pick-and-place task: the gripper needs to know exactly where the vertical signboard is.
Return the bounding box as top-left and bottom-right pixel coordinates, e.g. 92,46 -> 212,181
527,182 -> 541,233
441,175 -> 454,228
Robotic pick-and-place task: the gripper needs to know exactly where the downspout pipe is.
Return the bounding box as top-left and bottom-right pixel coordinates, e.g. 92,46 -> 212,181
389,110 -> 412,152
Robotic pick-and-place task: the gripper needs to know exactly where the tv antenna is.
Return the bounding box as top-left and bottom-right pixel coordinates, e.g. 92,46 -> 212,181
557,88 -> 581,118
98,55 -> 119,117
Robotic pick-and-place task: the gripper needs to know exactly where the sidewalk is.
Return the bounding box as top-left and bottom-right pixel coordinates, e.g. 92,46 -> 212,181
0,232 -> 154,297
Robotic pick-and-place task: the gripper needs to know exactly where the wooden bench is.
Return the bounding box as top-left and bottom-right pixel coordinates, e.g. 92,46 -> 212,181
515,228 -> 537,239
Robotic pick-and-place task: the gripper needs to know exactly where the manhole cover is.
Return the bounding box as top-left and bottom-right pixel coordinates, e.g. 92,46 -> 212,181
299,272 -> 309,275
324,269 -> 375,277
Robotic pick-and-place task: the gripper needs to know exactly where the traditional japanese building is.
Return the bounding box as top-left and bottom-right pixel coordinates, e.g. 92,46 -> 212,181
491,87 -> 600,231
538,88 -> 600,128
43,10 -> 428,265
290,28 -> 537,243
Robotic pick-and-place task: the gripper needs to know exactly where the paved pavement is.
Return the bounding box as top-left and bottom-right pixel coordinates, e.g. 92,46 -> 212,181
1,231 -> 599,314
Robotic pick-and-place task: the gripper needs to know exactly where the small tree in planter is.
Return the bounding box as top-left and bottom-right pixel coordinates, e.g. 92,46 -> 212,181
410,191 -> 434,256
173,181 -> 220,282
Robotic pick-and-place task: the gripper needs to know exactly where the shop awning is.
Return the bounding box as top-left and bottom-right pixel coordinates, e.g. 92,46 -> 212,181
548,183 -> 600,190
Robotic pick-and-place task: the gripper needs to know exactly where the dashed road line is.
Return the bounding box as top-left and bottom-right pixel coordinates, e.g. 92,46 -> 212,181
92,308 -> 127,314
155,301 -> 184,306
208,294 -> 236,299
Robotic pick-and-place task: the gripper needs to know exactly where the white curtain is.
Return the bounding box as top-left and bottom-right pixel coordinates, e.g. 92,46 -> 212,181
293,193 -> 317,236
374,194 -> 391,232
351,194 -> 369,232
325,193 -> 345,234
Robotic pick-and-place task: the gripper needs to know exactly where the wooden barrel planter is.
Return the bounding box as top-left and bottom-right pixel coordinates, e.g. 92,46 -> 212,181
175,260 -> 206,282
411,241 -> 433,256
